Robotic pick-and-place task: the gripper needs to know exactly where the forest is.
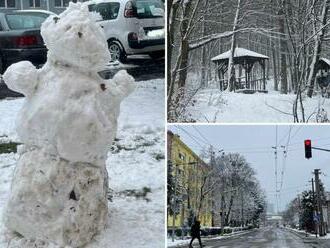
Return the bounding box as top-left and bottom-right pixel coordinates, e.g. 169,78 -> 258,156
168,0 -> 330,123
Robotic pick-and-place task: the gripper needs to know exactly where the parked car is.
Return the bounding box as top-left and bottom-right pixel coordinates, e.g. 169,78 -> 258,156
0,11 -> 54,73
86,0 -> 165,62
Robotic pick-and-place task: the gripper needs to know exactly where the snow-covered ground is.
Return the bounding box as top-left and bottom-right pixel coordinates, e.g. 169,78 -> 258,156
186,79 -> 330,123
0,78 -> 165,247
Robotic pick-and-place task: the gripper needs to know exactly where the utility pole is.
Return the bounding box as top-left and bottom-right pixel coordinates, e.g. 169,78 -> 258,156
314,169 -> 325,236
310,178 -> 317,237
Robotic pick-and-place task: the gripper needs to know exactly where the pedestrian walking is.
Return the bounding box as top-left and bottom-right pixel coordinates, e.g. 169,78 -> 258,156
189,219 -> 203,248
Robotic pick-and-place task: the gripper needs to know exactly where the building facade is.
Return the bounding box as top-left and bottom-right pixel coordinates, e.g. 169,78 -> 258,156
0,0 -> 85,14
167,130 -> 213,229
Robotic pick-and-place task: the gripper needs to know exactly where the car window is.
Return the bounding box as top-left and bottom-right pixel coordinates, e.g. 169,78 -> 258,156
136,0 -> 164,19
88,2 -> 120,21
5,13 -> 48,30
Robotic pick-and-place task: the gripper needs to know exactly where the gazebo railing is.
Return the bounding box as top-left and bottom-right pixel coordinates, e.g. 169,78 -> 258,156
218,78 -> 266,91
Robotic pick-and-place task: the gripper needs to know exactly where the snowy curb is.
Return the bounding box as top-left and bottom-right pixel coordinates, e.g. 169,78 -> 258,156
167,229 -> 257,247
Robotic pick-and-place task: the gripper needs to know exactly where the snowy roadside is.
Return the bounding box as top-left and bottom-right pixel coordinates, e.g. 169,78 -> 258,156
0,78 -> 165,248
285,226 -> 330,240
166,229 -> 256,247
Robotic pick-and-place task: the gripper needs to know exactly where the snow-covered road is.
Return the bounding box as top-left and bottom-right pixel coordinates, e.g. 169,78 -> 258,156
0,78 -> 165,248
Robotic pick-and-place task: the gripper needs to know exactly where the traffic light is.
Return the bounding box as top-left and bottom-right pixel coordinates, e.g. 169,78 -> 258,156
305,139 -> 312,159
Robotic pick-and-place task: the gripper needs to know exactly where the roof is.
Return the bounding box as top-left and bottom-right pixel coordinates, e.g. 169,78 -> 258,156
319,58 -> 330,67
211,47 -> 269,61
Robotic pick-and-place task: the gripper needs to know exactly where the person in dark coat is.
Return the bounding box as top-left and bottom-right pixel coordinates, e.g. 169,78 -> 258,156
189,219 -> 203,248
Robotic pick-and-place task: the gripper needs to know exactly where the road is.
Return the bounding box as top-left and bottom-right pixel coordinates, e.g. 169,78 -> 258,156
99,56 -> 164,82
186,227 -> 326,248
0,56 -> 164,99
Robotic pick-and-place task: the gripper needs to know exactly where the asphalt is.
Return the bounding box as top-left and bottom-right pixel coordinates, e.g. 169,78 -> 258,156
0,56 -> 164,99
184,227 -> 328,248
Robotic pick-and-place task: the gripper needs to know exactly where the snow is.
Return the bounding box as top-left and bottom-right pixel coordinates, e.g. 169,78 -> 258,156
41,2 -> 110,72
0,2 -> 163,247
139,27 -> 165,41
0,78 -> 165,247
186,80 -> 330,123
211,47 -> 269,61
147,29 -> 165,39
3,3 -> 135,244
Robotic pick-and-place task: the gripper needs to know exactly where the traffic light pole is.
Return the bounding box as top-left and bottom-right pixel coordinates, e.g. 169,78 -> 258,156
312,147 -> 330,152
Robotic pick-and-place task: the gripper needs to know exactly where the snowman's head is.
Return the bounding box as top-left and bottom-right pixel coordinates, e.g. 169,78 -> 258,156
41,2 -> 110,71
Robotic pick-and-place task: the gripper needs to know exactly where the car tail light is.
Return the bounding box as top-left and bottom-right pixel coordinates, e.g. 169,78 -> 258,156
128,32 -> 138,41
124,1 -> 137,18
14,35 -> 38,47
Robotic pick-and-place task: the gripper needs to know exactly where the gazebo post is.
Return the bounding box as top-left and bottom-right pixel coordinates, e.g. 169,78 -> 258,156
245,64 -> 248,89
261,60 -> 266,90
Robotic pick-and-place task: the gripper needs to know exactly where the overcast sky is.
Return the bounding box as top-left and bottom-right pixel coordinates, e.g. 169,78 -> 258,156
168,125 -> 330,213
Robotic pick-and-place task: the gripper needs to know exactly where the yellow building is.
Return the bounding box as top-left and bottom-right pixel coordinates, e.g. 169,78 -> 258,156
167,131 -> 213,229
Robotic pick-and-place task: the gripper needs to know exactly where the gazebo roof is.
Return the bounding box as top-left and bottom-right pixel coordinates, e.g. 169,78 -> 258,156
319,58 -> 330,67
211,47 -> 269,62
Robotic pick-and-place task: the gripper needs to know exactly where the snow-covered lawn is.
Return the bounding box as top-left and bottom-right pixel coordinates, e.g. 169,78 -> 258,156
187,84 -> 330,123
0,79 -> 165,248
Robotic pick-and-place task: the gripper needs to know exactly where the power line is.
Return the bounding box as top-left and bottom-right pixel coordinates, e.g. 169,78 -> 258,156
175,126 -> 206,150
192,126 -> 211,145
278,126 -> 292,205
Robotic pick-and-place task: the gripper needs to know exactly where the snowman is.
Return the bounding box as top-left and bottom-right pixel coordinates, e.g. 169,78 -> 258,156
3,3 -> 134,247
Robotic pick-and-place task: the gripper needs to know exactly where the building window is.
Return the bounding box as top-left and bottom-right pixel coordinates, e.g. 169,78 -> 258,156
55,0 -> 72,7
0,0 -> 15,8
29,0 -> 40,7
178,152 -> 185,161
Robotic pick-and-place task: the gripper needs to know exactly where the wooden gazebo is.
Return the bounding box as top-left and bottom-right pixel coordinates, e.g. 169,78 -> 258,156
316,58 -> 330,96
317,58 -> 330,73
211,48 -> 269,92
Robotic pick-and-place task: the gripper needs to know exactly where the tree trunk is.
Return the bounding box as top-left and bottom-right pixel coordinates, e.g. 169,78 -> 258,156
227,0 -> 241,92
167,1 -> 180,119
279,1 -> 288,94
272,47 -> 279,91
200,0 -> 209,87
307,0 -> 329,97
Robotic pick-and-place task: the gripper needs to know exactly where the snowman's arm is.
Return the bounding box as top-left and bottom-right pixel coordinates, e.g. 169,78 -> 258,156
107,70 -> 136,100
3,61 -> 39,97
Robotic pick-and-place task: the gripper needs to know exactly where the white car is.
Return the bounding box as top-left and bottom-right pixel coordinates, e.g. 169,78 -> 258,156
86,0 -> 165,62
15,10 -> 57,16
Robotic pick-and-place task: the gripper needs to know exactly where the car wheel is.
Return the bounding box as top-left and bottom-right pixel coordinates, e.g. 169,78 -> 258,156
149,51 -> 165,60
108,41 -> 126,63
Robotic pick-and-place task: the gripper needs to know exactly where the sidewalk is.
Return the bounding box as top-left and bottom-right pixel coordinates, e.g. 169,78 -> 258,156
167,229 -> 257,247
285,227 -> 330,247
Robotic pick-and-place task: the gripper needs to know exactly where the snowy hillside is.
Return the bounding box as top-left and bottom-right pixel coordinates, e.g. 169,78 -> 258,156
186,80 -> 330,123
0,79 -> 165,248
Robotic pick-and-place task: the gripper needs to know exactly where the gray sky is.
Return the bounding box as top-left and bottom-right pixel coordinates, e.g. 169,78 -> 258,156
168,125 -> 330,213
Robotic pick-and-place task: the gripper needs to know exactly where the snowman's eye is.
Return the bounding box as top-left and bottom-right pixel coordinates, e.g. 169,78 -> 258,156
53,17 -> 60,24
78,32 -> 83,38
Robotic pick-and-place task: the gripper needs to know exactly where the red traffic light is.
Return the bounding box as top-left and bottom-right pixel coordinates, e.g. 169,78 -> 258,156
304,139 -> 312,159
